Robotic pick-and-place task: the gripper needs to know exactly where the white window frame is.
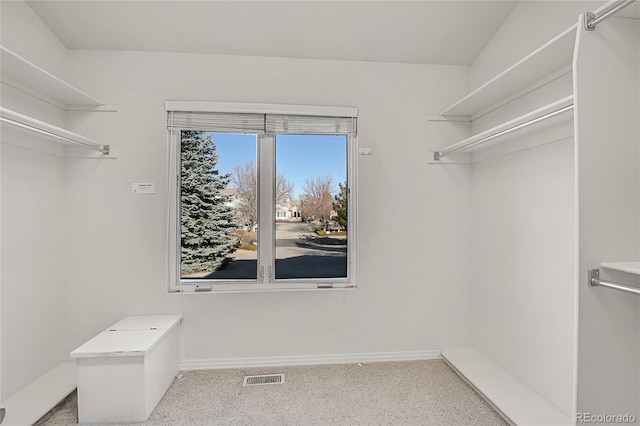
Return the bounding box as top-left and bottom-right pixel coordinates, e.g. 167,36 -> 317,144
166,101 -> 358,293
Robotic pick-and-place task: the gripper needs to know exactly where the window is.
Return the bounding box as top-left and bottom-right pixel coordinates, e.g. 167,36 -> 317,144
166,102 -> 357,292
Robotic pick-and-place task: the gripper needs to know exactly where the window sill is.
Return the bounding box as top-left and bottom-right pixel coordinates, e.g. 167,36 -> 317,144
169,283 -> 356,294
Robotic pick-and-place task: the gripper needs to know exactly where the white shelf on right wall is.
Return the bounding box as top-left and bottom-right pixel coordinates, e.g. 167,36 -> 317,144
600,262 -> 640,275
430,24 -> 578,164
440,25 -> 577,118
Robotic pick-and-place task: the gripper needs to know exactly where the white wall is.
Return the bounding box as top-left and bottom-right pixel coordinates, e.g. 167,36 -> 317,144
5,3 -> 622,414
62,50 -> 472,363
471,138 -> 576,414
0,1 -> 70,399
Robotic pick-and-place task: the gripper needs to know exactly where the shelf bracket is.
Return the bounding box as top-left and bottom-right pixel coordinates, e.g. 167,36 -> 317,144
428,151 -> 471,164
584,12 -> 597,31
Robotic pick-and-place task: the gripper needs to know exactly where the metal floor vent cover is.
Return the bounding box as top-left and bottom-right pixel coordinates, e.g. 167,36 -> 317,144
243,374 -> 285,386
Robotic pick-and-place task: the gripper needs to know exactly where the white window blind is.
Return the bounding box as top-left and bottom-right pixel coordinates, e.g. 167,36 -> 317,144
167,103 -> 357,135
266,115 -> 357,135
167,111 -> 265,133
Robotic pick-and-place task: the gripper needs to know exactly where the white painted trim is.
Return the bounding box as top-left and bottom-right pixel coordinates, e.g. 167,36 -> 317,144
164,100 -> 358,118
180,350 -> 441,370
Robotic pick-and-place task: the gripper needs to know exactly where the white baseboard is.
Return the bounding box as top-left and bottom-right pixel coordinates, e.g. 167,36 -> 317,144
181,350 -> 441,370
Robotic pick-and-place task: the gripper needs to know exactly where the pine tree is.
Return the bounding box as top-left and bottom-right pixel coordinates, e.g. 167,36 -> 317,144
333,181 -> 348,230
180,131 -> 239,275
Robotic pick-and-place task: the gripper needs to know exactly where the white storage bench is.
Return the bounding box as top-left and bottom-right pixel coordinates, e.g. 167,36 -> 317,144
70,315 -> 183,424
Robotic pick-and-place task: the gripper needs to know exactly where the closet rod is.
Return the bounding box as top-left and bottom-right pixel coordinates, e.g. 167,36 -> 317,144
585,0 -> 637,31
434,103 -> 573,161
588,269 -> 640,296
0,113 -> 110,155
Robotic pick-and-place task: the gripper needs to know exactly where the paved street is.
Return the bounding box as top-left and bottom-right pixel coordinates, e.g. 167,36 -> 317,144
274,222 -> 347,279
198,222 -> 347,280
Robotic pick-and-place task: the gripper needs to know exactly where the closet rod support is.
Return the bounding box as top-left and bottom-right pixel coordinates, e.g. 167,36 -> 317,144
0,116 -> 110,155
588,269 -> 640,296
434,103 -> 573,161
585,0 -> 637,31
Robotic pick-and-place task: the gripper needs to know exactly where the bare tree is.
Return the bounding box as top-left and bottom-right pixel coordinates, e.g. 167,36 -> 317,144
231,161 -> 295,231
301,175 -> 335,228
231,162 -> 258,232
276,173 -> 295,205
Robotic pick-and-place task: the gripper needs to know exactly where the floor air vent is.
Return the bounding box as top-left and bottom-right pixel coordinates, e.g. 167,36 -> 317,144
243,374 -> 285,386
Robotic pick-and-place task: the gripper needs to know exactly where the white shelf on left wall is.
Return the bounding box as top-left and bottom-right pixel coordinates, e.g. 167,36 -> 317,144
1,45 -> 117,156
0,45 -> 107,109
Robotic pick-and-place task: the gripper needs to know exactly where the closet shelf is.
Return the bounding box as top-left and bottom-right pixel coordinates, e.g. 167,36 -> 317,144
0,107 -> 111,155
442,348 -> 571,425
432,96 -> 573,162
601,262 -> 640,275
0,45 -> 103,108
440,25 -> 576,119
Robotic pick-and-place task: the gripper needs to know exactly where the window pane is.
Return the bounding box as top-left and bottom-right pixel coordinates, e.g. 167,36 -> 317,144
180,131 -> 258,281
274,134 -> 348,280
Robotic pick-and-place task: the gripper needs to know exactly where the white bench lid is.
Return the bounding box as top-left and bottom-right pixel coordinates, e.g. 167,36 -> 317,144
70,315 -> 183,358
70,329 -> 169,358
108,314 -> 182,331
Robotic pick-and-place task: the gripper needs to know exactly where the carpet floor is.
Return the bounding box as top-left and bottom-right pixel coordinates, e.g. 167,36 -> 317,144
35,359 -> 508,425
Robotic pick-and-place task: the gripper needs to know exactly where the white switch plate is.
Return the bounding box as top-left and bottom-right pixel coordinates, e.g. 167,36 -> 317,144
359,147 -> 372,155
132,183 -> 155,194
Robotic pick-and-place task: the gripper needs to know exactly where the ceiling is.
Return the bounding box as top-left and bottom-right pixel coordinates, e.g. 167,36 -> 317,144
27,1 -> 518,66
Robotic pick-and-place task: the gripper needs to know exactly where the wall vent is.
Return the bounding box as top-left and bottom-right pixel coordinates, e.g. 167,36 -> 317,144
243,374 -> 285,386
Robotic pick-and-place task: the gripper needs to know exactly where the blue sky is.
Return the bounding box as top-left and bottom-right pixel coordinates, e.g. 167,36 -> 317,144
208,132 -> 347,199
